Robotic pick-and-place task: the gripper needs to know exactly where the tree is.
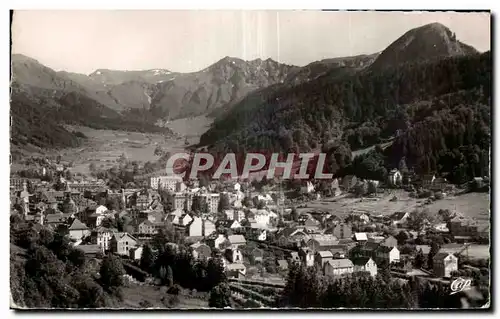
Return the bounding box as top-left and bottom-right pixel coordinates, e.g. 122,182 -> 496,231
159,190 -> 174,213
206,257 -> 226,289
199,173 -> 210,188
140,244 -> 156,273
154,145 -> 164,157
367,180 -> 378,195
407,209 -> 433,231
411,251 -> 425,271
218,193 -> 230,212
166,265 -> 174,287
71,273 -> 106,308
99,254 -> 125,291
238,219 -> 249,228
118,153 -> 127,165
395,230 -> 410,245
399,157 -> 408,172
277,215 -> 286,228
67,248 -> 86,268
377,260 -> 392,283
427,242 -> 441,270
290,207 -> 299,222
353,182 -> 367,196
209,283 -> 232,308
158,266 -> 167,285
256,200 -> 266,209
191,195 -> 203,213
38,228 -> 54,247
242,196 -> 253,208
106,196 -> 123,211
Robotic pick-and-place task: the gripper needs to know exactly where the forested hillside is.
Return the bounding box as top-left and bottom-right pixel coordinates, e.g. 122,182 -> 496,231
199,51 -> 491,182
10,93 -> 83,154
10,87 -> 175,158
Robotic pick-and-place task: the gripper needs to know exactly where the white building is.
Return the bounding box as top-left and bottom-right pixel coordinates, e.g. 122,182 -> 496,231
234,182 -> 241,192
301,181 -> 315,194
150,175 -> 184,191
250,209 -> 276,227
130,246 -> 143,260
68,218 -> 90,241
388,169 -> 403,186
91,227 -> 114,252
95,205 -> 108,216
173,192 -> 194,211
200,193 -> 220,214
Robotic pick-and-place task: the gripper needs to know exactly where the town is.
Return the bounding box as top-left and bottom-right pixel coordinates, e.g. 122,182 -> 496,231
10,155 -> 490,308
9,10 -> 492,310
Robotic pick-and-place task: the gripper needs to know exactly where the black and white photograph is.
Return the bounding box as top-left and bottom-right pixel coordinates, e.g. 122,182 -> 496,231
9,9 -> 491,310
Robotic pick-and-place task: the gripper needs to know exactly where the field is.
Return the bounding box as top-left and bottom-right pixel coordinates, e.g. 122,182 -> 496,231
120,284 -> 209,309
298,190 -> 490,221
164,115 -> 212,145
440,244 -> 490,259
58,116 -> 213,176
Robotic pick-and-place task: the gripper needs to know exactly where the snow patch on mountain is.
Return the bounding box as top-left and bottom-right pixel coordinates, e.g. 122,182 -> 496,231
152,69 -> 171,76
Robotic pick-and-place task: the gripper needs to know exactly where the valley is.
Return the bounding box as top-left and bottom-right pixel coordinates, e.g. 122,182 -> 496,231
9,13 -> 491,311
58,116 -> 213,176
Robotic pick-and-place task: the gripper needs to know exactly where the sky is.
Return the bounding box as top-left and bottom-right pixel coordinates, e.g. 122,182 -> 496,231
11,10 -> 491,74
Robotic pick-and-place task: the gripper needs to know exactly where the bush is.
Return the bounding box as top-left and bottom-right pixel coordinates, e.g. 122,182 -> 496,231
167,284 -> 181,295
73,131 -> 87,138
242,299 -> 261,308
162,294 -> 180,308
418,190 -> 432,198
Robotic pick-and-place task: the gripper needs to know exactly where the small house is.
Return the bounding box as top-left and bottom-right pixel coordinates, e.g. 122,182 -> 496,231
227,234 -> 246,249
298,248 -> 315,267
324,259 -> 354,277
191,242 -> 212,260
110,232 -> 138,256
315,250 -> 334,268
130,246 -> 143,260
388,169 -> 403,187
225,262 -> 246,278
326,223 -> 353,239
352,257 -> 378,277
433,252 -> 458,278
375,246 -> 400,265
68,218 -> 90,241
76,244 -> 101,258
390,212 -> 410,227
277,259 -> 289,271
354,232 -> 368,242
379,235 -> 398,248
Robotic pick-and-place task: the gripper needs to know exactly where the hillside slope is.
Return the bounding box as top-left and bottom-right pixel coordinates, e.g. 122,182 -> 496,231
200,52 -> 490,152
198,23 -> 490,182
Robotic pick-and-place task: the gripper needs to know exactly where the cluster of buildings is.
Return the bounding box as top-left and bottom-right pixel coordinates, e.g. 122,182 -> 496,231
10,174 -> 282,271
11,169 -> 481,282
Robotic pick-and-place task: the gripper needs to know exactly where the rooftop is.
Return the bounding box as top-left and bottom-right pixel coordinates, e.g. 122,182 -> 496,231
68,218 -> 88,231
326,259 -> 354,268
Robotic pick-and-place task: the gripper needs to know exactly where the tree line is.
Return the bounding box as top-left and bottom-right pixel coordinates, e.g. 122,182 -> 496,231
277,263 -> 488,309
